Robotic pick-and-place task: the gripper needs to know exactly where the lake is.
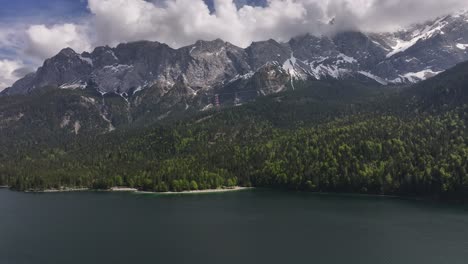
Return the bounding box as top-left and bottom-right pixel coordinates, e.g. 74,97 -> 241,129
1,188 -> 468,264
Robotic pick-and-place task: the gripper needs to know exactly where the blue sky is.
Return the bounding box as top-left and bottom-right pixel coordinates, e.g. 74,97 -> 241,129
0,0 -> 266,24
0,0 -> 89,24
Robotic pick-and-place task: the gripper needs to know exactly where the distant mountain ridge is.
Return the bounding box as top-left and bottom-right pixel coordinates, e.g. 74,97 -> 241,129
3,10 -> 468,99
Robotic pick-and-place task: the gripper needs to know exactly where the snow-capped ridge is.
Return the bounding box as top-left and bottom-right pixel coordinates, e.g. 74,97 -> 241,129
5,9 -> 468,96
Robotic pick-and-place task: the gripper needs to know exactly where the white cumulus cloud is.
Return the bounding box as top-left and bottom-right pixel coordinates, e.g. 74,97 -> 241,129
86,0 -> 324,48
0,60 -> 26,91
25,23 -> 91,60
85,0 -> 468,48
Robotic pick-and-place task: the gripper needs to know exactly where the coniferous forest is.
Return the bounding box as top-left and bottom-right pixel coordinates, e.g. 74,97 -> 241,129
0,61 -> 467,200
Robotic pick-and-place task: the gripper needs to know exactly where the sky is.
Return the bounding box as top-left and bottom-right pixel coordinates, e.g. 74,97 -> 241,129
1,0 -> 468,90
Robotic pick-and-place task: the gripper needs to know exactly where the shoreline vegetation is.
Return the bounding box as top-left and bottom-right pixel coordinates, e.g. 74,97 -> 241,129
24,187 -> 90,193
18,186 -> 252,194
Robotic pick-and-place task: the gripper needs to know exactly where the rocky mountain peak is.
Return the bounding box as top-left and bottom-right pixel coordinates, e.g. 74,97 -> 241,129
245,39 -> 291,70
90,46 -> 119,68
57,47 -> 78,57
194,38 -> 225,47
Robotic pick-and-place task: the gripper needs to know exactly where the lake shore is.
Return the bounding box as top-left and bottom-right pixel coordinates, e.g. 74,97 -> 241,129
21,186 -> 252,194
26,187 -> 90,193
137,187 -> 254,195
109,187 -> 139,192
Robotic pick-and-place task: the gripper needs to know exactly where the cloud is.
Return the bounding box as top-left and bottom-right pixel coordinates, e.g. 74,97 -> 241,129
335,0 -> 468,32
86,0 -> 468,49
0,59 -> 28,91
86,0 -> 324,48
0,25 -> 26,59
25,23 -> 91,60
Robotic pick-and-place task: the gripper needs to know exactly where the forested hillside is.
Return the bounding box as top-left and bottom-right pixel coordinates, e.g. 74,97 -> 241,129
0,62 -> 467,200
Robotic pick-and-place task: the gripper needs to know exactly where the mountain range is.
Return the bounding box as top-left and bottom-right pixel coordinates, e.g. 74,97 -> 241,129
0,9 -> 467,198
3,10 -> 468,100
0,10 -> 468,139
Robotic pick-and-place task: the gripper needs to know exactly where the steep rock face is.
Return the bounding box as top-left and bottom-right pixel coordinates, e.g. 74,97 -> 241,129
285,33 -> 366,80
37,48 -> 94,86
92,41 -> 176,94
289,34 -> 337,60
252,62 -> 291,95
89,46 -> 119,68
333,31 -> 387,69
6,48 -> 94,94
245,39 -> 291,70
54,40 -> 255,96
181,39 -> 251,89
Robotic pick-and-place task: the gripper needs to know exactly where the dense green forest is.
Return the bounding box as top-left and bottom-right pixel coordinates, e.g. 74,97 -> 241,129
0,62 -> 467,200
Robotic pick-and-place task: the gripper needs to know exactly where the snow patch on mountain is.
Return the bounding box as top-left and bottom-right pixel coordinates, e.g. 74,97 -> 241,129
387,39 -> 420,58
387,16 -> 449,58
60,81 -> 87,90
80,96 -> 96,104
189,46 -> 197,55
133,85 -> 145,94
283,53 -> 300,78
74,121 -> 81,135
79,56 -> 93,66
337,54 -> 357,64
358,71 -> 388,85
102,64 -> 134,73
201,104 -> 214,111
99,111 -> 115,132
107,50 -> 119,61
401,69 -> 442,83
226,72 -> 255,84
309,64 -> 350,79
456,43 -> 468,50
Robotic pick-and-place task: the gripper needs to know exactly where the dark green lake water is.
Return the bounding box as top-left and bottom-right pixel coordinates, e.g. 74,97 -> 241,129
1,188 -> 468,264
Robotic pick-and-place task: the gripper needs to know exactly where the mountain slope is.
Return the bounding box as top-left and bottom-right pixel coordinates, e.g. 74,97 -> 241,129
1,59 -> 467,199
407,60 -> 468,109
371,11 -> 468,82
1,10 -> 468,198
